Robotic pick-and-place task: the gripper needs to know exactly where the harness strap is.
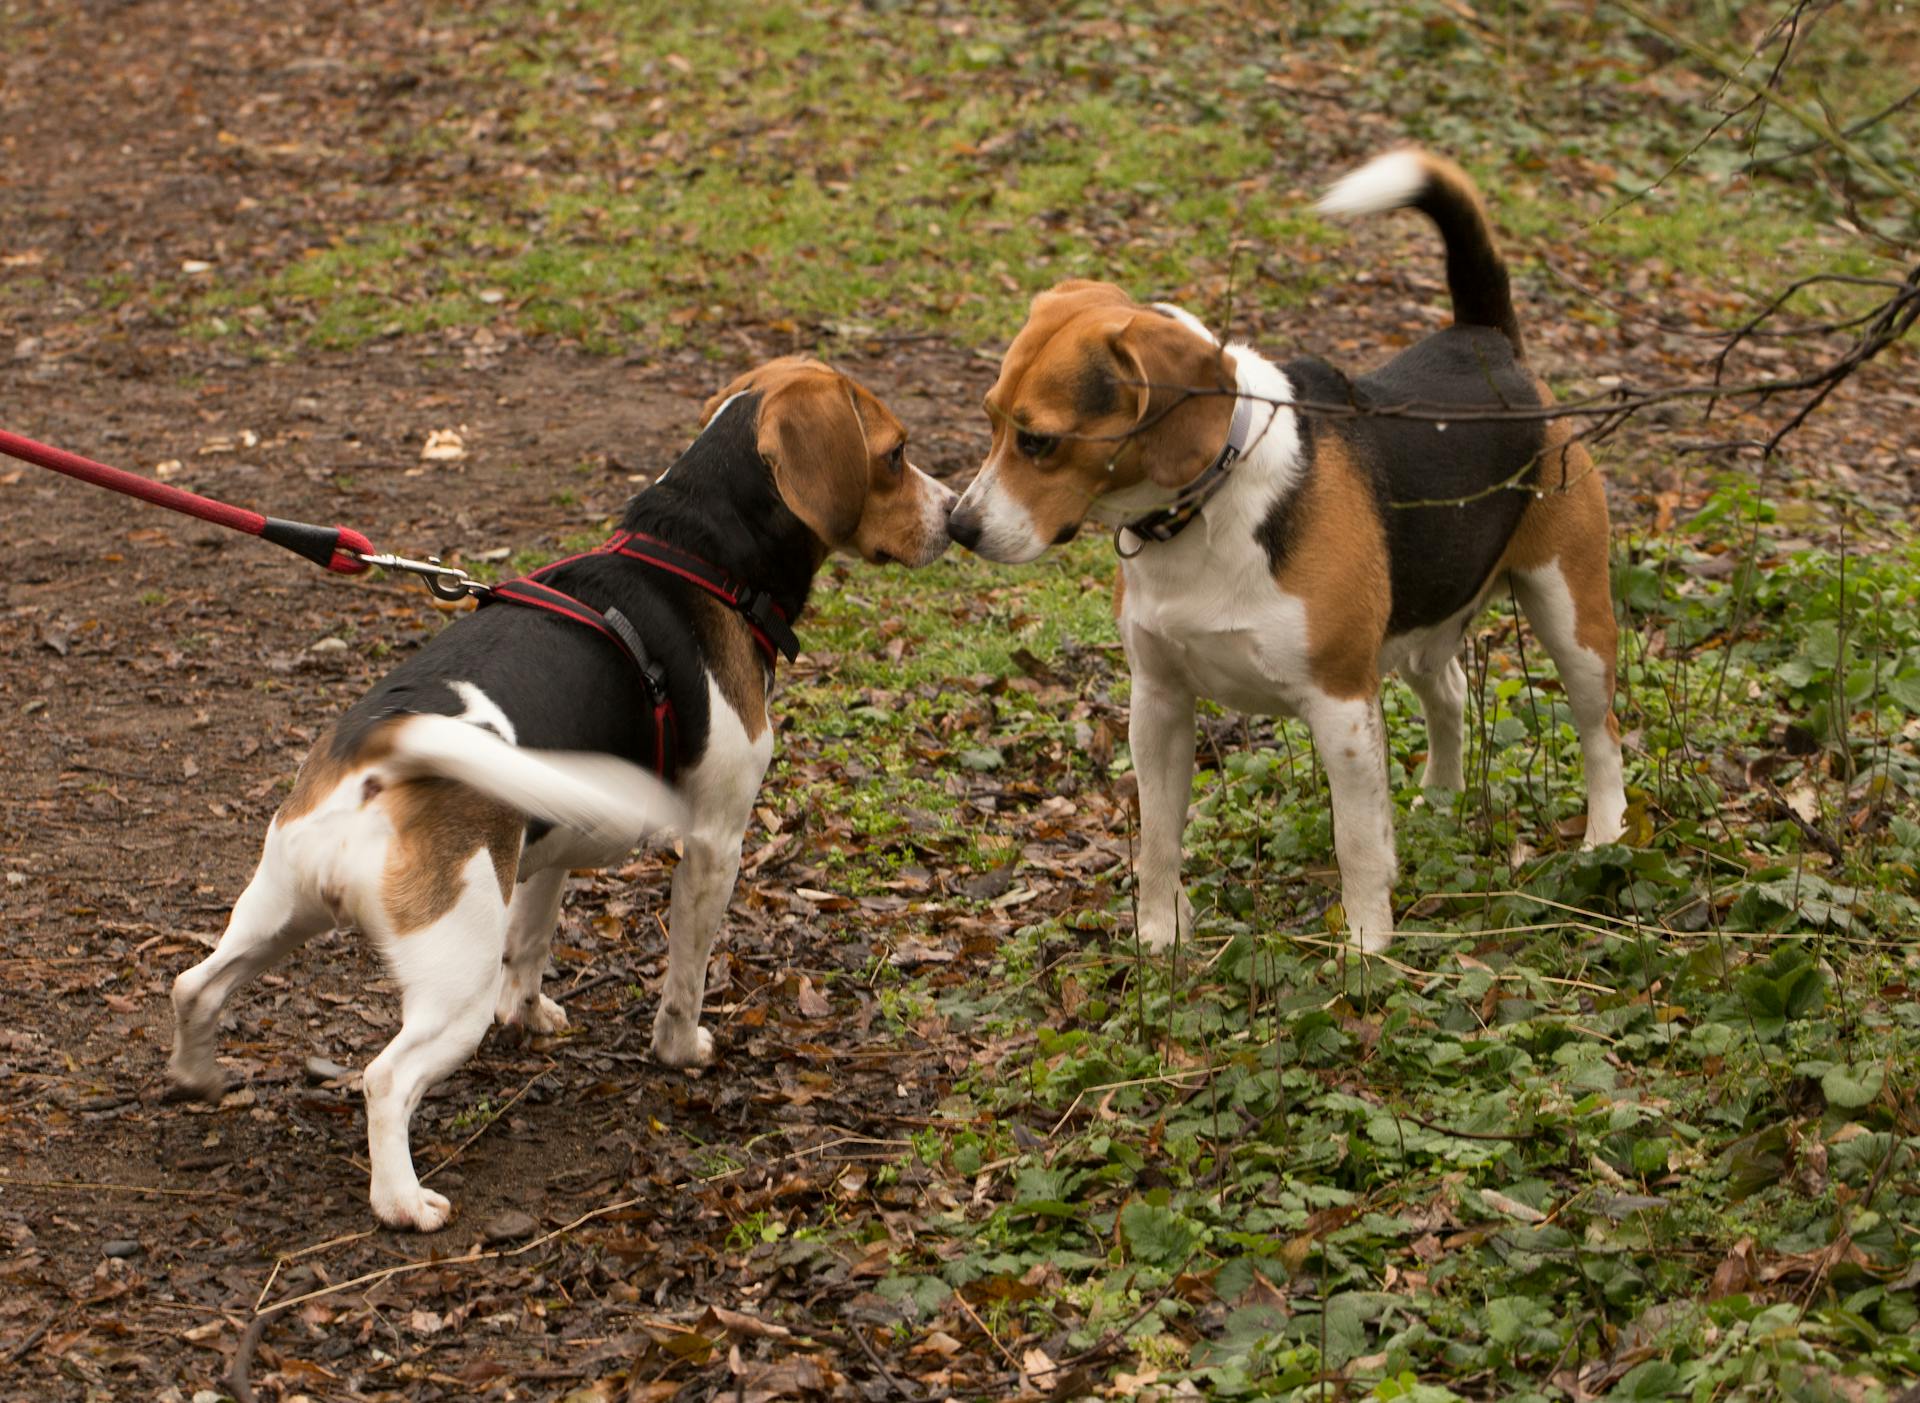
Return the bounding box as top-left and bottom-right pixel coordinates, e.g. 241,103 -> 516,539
600,530 -> 800,664
479,530 -> 801,781
483,580 -> 678,781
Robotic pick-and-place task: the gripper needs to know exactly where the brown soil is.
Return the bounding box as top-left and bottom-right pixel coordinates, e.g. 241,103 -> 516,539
1,335 -> 1001,1402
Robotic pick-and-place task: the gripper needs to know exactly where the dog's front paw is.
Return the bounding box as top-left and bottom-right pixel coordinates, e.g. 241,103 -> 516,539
163,1060 -> 229,1104
525,994 -> 569,1036
1341,894 -> 1395,955
372,1184 -> 453,1233
1347,921 -> 1393,955
1582,812 -> 1627,848
650,1021 -> 714,1070
1136,888 -> 1196,954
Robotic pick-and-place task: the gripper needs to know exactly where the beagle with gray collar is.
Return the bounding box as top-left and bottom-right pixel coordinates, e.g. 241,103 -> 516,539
167,357 -> 955,1230
948,149 -> 1625,953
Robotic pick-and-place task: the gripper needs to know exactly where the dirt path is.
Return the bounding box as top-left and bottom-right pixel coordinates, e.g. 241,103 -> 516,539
0,328 -> 1005,1399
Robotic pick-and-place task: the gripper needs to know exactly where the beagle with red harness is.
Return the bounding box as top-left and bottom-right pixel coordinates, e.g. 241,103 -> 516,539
167,357 -> 955,1230
947,150 -> 1625,953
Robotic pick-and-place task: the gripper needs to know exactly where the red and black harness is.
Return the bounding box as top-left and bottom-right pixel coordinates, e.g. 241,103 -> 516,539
482,530 -> 799,783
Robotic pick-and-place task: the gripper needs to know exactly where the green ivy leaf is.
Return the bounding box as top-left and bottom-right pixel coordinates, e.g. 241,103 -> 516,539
1821,1063 -> 1884,1109
1611,1359 -> 1682,1400
1119,1200 -> 1201,1268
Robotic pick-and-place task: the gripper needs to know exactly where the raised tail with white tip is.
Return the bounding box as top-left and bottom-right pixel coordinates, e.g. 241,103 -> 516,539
1317,148 -> 1522,357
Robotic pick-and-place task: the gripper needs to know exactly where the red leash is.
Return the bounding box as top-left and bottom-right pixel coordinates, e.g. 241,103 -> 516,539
0,427 -> 373,574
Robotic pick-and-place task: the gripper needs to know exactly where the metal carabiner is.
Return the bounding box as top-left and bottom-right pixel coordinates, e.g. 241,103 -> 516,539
353,551 -> 491,601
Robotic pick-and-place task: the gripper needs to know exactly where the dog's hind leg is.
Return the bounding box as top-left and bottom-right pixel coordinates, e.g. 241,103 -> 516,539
1403,652 -> 1468,792
362,849 -> 506,1231
1512,554 -> 1626,846
494,865 -> 569,1036
1504,435 -> 1626,847
169,831 -> 329,1102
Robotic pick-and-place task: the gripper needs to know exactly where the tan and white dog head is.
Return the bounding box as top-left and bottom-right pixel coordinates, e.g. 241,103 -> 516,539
947,281 -> 1237,563
703,356 -> 955,568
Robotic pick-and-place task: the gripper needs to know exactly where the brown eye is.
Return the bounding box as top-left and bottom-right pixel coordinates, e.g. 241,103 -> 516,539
1016,430 -> 1058,460
888,443 -> 906,476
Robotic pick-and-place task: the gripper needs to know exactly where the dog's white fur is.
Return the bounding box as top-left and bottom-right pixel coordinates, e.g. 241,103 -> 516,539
1315,149 -> 1431,218
167,709 -> 685,1230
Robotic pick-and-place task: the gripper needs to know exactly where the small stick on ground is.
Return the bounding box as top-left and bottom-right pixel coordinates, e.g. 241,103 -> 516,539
421,1061 -> 554,1183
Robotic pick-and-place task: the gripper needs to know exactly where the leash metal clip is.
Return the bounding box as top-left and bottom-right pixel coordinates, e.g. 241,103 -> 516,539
354,551 -> 491,602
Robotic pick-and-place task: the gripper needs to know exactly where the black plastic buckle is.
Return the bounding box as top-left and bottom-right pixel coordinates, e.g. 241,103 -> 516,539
742,590 -> 800,662
601,606 -> 668,696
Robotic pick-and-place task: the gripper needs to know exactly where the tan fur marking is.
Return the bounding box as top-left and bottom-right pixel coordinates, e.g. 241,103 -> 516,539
998,450 -> 1132,542
379,778 -> 523,934
692,592 -> 768,741
1112,567 -> 1126,620
277,720 -> 399,825
979,283 -> 1236,546
1274,433 -> 1391,700
702,356 -> 940,566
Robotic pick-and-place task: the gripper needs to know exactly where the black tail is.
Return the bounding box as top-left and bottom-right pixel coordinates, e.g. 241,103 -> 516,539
1316,149 -> 1523,358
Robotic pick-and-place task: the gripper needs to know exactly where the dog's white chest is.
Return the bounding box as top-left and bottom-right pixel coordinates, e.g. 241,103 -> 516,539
1121,563 -> 1314,717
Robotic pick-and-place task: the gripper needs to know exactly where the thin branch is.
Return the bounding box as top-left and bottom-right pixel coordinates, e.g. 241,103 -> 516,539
1610,0 -> 1920,217
1741,83 -> 1920,172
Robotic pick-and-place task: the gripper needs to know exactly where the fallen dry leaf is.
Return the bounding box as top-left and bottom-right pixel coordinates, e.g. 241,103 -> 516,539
420,427 -> 468,462
1479,1189 -> 1548,1223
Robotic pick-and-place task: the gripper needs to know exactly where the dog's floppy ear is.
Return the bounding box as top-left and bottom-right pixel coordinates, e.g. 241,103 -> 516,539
1108,315 -> 1235,489
701,369 -> 761,426
755,371 -> 869,547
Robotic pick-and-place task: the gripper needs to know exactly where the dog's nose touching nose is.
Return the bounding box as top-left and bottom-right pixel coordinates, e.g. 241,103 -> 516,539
946,503 -> 982,551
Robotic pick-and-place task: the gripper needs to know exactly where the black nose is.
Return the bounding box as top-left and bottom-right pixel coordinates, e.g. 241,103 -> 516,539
947,504 -> 983,551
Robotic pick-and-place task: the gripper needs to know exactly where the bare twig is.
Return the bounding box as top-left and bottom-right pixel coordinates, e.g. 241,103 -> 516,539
0,1173 -> 238,1200
1610,0 -> 1920,217
1742,82 -> 1920,172
420,1061 -> 553,1183
845,1318 -> 929,1403
226,1312 -> 275,1403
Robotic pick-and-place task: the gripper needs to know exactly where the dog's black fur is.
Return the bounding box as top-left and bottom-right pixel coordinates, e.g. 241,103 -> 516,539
330,394 -> 816,777
1265,329 -> 1544,636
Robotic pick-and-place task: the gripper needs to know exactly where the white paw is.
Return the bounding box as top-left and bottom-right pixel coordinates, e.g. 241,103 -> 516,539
1342,896 -> 1395,954
372,1184 -> 453,1233
1136,889 -> 1196,954
164,1058 -> 227,1104
1349,923 -> 1393,955
493,975 -> 534,1027
650,1021 -> 714,1070
525,994 -> 569,1036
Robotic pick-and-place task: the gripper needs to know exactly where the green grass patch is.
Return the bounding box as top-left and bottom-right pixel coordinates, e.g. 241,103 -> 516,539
150,0 -> 1913,354
759,472 -> 1920,1397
